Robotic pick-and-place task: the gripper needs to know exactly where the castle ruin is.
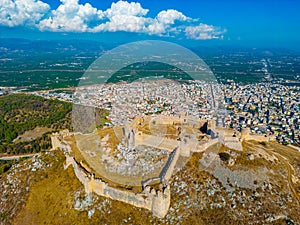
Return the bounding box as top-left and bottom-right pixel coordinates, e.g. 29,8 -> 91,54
51,115 -> 218,218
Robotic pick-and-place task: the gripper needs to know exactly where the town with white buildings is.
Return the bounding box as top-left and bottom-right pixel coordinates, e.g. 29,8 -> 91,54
32,79 -> 300,146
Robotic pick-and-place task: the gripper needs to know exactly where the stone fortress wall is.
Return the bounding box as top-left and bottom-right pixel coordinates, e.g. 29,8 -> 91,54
159,147 -> 180,183
52,132 -> 170,218
51,115 -> 219,218
124,115 -> 212,187
68,154 -> 171,218
130,114 -> 209,155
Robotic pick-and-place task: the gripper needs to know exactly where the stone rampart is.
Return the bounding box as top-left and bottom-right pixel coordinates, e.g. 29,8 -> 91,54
50,134 -> 61,150
51,127 -> 219,218
141,177 -> 161,188
159,148 -> 180,183
193,138 -> 219,152
135,133 -> 178,152
85,160 -> 169,217
62,147 -> 170,218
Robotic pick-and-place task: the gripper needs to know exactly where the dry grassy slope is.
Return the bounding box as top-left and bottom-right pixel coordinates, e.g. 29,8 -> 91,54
10,150 -> 160,225
0,140 -> 299,225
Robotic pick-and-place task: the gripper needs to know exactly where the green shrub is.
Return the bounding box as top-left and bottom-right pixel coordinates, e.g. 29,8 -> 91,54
259,141 -> 267,146
219,152 -> 230,162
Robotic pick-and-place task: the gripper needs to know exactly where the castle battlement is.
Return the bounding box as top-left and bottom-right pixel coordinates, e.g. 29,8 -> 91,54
52,114 -> 218,218
62,149 -> 170,218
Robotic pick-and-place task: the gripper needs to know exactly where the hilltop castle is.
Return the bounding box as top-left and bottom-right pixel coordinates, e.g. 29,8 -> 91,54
51,115 -> 219,218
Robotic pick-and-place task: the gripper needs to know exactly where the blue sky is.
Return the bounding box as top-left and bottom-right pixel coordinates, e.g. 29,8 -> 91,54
0,0 -> 299,49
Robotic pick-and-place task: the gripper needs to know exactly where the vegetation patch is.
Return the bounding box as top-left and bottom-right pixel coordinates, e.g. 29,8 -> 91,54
259,141 -> 267,146
218,152 -> 230,162
0,94 -> 72,155
0,160 -> 14,175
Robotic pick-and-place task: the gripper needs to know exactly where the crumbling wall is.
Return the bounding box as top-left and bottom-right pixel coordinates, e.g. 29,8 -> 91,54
193,138 -> 219,152
135,133 -> 178,152
51,131 -> 72,154
52,125 -> 218,219
142,177 -> 161,188
151,185 -> 170,218
159,148 -> 180,183
51,134 -> 61,150
64,154 -> 73,169
65,154 -> 171,218
103,186 -> 152,209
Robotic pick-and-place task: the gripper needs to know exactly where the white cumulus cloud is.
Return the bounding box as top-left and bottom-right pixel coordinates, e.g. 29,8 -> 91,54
92,3 -> 192,35
38,0 -> 103,32
185,24 -> 225,40
0,0 -> 50,27
0,0 -> 226,40
145,9 -> 190,35
91,1 -> 150,33
105,1 -> 148,17
156,9 -> 189,25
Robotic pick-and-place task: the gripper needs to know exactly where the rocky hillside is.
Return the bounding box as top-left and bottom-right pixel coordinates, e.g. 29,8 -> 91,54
0,141 -> 299,225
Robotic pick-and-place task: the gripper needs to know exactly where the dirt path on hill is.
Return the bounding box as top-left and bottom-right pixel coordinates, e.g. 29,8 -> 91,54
265,148 -> 300,203
0,153 -> 39,161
